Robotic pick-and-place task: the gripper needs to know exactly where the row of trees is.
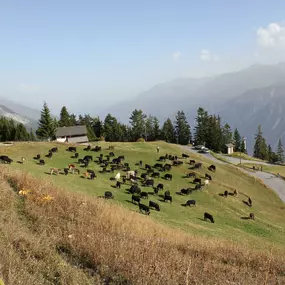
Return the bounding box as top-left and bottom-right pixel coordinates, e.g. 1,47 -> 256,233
253,125 -> 284,163
0,117 -> 35,142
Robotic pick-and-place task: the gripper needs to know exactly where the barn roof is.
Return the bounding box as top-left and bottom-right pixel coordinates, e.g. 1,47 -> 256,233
56,125 -> 87,137
225,143 -> 234,148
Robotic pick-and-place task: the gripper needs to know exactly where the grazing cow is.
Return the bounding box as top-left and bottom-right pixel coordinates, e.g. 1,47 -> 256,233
204,179 -> 209,186
68,164 -> 76,170
140,192 -> 149,199
72,168 -> 80,175
224,190 -> 228,197
132,195 -> 141,204
204,212 -> 214,223
164,164 -> 172,171
145,179 -> 154,187
152,172 -> 160,178
67,146 -> 77,152
0,156 -> 13,164
50,168 -> 60,175
130,185 -> 141,194
164,174 -> 172,181
208,165 -> 216,172
194,163 -> 202,169
159,156 -> 166,162
89,172 -> 96,180
115,172 -> 121,181
195,184 -> 202,190
157,183 -> 164,191
139,160 -> 143,167
164,195 -> 172,204
205,174 -> 212,180
109,152 -> 115,157
141,173 -> 148,180
249,213 -> 255,220
145,164 -> 152,170
189,160 -> 195,165
164,190 -> 170,197
182,153 -> 189,158
126,170 -> 136,179
83,161 -> 89,168
138,203 -> 150,215
83,145 -> 91,151
73,152 -> 79,158
21,157 -> 26,164
104,191 -> 113,199
248,197 -> 252,207
78,158 -> 84,164
35,154 -> 41,160
154,163 -> 163,169
181,188 -> 192,195
39,159 -> 45,165
233,190 -> 238,196
84,155 -> 93,162
87,169 -> 95,175
187,172 -> 196,178
185,200 -> 196,207
51,147 -> 58,153
46,152 -> 52,158
63,168 -> 69,175
149,201 -> 160,211
116,181 -> 121,189
193,178 -> 202,184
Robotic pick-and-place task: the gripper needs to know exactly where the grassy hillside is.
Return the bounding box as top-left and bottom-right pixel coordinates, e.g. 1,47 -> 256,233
226,152 -> 263,162
0,166 -> 284,285
1,141 -> 285,251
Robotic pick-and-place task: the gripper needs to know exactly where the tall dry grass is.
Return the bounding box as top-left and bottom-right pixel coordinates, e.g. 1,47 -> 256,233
0,166 -> 284,285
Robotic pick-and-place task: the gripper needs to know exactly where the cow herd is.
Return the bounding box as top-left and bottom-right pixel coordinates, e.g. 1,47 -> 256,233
0,144 -> 255,223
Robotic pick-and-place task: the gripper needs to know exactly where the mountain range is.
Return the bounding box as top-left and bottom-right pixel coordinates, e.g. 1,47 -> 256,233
1,63 -> 285,154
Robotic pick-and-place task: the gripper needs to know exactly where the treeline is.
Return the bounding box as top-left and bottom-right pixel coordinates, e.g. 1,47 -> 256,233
0,117 -> 35,142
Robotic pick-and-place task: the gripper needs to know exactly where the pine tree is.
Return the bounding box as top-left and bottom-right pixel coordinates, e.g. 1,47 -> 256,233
276,138 -> 285,163
58,106 -> 71,127
205,115 -> 223,152
253,125 -> 268,160
174,111 -> 191,145
104,114 -> 122,142
14,123 -> 29,141
36,102 -> 56,140
222,123 -> 232,145
153,117 -> 160,140
162,118 -> 176,143
240,139 -> 247,154
194,107 -> 209,146
129,109 -> 147,141
233,128 -> 241,152
29,129 -> 36,141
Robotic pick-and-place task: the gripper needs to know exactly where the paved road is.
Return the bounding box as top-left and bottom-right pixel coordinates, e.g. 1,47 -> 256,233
181,145 -> 285,203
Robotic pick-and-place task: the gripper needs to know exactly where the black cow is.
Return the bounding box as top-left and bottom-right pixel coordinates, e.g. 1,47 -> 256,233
145,179 -> 154,187
105,191 -> 113,199
78,158 -> 85,164
159,156 -> 166,162
187,172 -> 196,178
189,160 -> 195,165
67,146 -> 77,152
182,153 -> 189,158
208,165 -> 216,172
205,174 -> 212,180
140,192 -> 149,199
35,154 -> 41,160
164,195 -> 172,204
109,152 -> 115,157
84,155 -> 93,162
204,212 -> 214,223
149,201 -> 160,211
152,172 -> 160,178
63,168 -> 69,175
89,172 -> 96,180
185,200 -> 196,207
194,163 -> 202,169
129,185 -> 141,194
118,155 -> 125,160
164,190 -> 170,197
249,213 -> 255,220
132,194 -> 141,204
139,160 -> 143,167
164,164 -> 172,171
0,155 -> 13,164
116,181 -> 121,189
181,188 -> 192,195
46,152 -> 52,158
193,178 -> 202,184
141,173 -> 148,179
83,145 -> 91,151
154,163 -> 163,169
157,183 -> 164,191
224,190 -> 228,197
51,147 -> 58,153
39,159 -> 45,165
195,184 -> 202,190
164,174 -> 172,181
74,152 -> 79,158
138,203 -> 150,215
145,164 -> 152,170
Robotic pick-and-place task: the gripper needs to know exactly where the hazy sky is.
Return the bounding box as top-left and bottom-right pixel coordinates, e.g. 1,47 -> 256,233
1,0 -> 285,114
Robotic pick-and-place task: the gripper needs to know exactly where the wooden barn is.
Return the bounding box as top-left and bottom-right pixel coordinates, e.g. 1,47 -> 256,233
55,125 -> 88,143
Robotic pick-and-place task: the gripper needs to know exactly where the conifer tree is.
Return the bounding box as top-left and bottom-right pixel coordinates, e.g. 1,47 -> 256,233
276,138 -> 285,163
58,106 -> 71,127
162,118 -> 176,143
194,107 -> 209,146
129,109 -> 147,141
253,125 -> 268,160
36,102 -> 56,140
233,128 -> 241,152
174,111 -> 191,145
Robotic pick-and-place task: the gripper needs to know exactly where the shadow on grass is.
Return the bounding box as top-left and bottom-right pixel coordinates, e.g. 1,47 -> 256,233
240,217 -> 250,220
196,218 -> 205,222
243,200 -> 251,207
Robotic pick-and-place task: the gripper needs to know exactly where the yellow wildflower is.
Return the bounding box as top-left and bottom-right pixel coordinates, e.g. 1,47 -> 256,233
18,189 -> 31,196
42,195 -> 54,202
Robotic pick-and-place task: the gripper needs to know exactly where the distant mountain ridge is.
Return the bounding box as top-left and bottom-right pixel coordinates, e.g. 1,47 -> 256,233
103,62 -> 285,154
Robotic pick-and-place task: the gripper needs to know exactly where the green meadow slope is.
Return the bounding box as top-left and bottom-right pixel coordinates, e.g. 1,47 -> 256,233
1,141 -> 285,251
